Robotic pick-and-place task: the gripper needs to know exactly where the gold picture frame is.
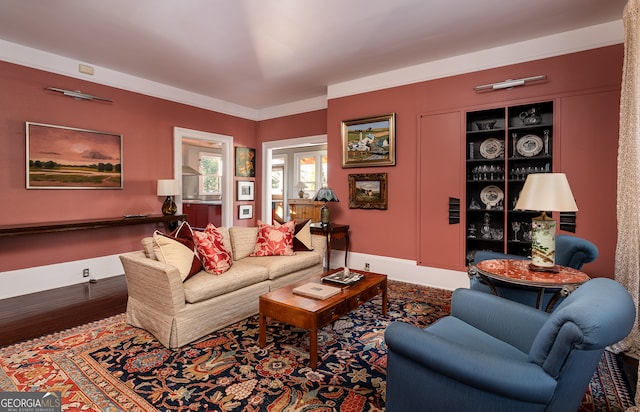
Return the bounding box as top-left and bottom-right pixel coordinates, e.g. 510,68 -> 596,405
341,113 -> 395,168
348,173 -> 388,209
26,122 -> 123,189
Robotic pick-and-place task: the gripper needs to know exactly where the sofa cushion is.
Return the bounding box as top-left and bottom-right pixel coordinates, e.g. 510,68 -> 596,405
229,227 -> 259,260
152,224 -> 202,281
182,261 -> 269,303
251,220 -> 295,257
242,250 -> 322,280
193,224 -> 233,274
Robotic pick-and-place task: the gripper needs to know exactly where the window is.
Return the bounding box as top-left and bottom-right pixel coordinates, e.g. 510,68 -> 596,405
271,156 -> 285,200
294,150 -> 327,198
199,152 -> 222,195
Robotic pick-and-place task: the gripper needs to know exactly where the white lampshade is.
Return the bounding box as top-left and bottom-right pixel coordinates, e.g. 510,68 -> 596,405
514,173 -> 578,212
157,179 -> 179,196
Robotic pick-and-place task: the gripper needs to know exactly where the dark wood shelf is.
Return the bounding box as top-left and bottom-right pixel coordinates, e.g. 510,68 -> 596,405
0,214 -> 185,237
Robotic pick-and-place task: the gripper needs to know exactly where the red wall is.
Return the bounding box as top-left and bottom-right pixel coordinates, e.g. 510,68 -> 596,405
0,61 -> 256,272
0,44 -> 624,279
258,110 -> 327,142
326,45 -> 623,276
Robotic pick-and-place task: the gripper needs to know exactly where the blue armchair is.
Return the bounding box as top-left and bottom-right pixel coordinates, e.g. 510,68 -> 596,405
384,278 -> 635,412
469,234 -> 598,310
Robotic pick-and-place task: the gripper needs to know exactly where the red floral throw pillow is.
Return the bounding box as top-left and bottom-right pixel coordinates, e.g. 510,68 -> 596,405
193,223 -> 233,275
250,220 -> 295,256
152,221 -> 202,281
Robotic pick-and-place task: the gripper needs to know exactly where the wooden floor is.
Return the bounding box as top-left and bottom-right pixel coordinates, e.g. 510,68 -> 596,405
0,275 -> 128,348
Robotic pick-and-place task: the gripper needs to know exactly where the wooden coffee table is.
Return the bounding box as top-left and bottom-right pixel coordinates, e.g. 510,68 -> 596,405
258,268 -> 387,368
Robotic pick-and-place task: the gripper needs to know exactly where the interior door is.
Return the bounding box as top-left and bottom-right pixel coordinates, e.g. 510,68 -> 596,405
417,111 -> 464,270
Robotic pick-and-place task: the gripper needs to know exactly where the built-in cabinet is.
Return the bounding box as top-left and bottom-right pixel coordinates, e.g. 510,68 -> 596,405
418,89 -> 619,277
183,203 -> 221,228
465,101 -> 554,263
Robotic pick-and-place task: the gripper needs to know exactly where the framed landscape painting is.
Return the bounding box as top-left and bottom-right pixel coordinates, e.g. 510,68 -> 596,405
348,173 -> 388,209
341,113 -> 396,168
26,122 -> 123,189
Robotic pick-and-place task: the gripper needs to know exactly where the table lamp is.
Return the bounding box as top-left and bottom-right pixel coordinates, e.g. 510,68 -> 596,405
295,181 -> 307,198
313,187 -> 339,226
157,179 -> 179,216
514,173 -> 578,272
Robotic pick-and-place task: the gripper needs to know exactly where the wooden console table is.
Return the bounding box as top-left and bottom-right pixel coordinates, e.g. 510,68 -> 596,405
0,214 -> 186,237
310,223 -> 350,270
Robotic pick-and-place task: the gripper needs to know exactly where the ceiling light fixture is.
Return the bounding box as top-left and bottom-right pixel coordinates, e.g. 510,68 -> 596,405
45,87 -> 112,102
473,75 -> 547,92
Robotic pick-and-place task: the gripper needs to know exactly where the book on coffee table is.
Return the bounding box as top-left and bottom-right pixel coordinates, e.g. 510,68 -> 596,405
292,282 -> 341,300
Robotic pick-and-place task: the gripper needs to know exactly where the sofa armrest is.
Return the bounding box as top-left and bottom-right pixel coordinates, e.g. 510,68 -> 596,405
119,251 -> 187,315
451,288 -> 549,353
384,322 -> 556,403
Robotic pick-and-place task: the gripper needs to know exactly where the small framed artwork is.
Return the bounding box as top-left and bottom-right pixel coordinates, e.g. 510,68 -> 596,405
26,122 -> 123,189
238,204 -> 253,219
237,180 -> 255,201
341,113 -> 396,168
235,147 -> 256,177
348,173 -> 388,209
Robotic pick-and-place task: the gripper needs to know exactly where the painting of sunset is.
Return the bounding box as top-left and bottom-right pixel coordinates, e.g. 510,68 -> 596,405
26,122 -> 122,189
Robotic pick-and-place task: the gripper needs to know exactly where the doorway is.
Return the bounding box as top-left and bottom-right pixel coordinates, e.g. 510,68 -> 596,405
174,127 -> 233,227
261,134 -> 327,223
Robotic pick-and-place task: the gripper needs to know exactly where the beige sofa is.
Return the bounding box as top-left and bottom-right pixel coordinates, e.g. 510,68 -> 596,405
119,226 -> 326,348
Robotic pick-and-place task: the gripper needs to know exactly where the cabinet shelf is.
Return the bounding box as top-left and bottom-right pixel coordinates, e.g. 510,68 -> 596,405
508,123 -> 552,132
466,100 -> 553,261
466,128 -> 505,135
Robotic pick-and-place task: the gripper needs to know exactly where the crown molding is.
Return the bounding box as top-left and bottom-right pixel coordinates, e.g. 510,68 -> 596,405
0,19 -> 623,121
327,20 -> 624,100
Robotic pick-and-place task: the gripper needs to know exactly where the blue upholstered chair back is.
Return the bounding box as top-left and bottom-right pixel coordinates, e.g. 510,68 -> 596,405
554,234 -> 598,269
473,234 -> 598,269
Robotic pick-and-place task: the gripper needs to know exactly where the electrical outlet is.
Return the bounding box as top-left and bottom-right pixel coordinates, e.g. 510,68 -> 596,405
364,263 -> 370,271
82,268 -> 90,278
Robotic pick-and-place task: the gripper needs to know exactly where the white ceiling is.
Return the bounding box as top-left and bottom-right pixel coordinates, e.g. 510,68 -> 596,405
0,0 -> 627,115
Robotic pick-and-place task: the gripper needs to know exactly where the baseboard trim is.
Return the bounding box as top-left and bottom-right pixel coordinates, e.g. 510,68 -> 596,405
0,250 -> 471,299
330,251 -> 469,291
0,254 -> 124,300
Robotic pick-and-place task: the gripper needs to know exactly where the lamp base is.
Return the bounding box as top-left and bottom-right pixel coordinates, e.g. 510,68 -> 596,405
162,196 -> 177,216
320,204 -> 330,227
530,212 -> 556,270
528,263 -> 560,273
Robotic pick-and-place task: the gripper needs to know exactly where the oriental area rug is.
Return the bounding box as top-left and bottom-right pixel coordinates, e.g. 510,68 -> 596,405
0,281 -> 633,411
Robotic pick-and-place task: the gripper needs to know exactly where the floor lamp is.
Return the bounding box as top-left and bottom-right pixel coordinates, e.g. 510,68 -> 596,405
514,173 -> 578,272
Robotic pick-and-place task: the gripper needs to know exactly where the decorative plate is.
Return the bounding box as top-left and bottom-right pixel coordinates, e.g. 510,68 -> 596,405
479,138 -> 503,159
517,134 -> 543,157
480,185 -> 504,207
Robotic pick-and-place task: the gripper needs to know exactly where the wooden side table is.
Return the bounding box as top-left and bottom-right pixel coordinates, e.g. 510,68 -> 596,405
474,259 -> 590,312
310,223 -> 350,270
